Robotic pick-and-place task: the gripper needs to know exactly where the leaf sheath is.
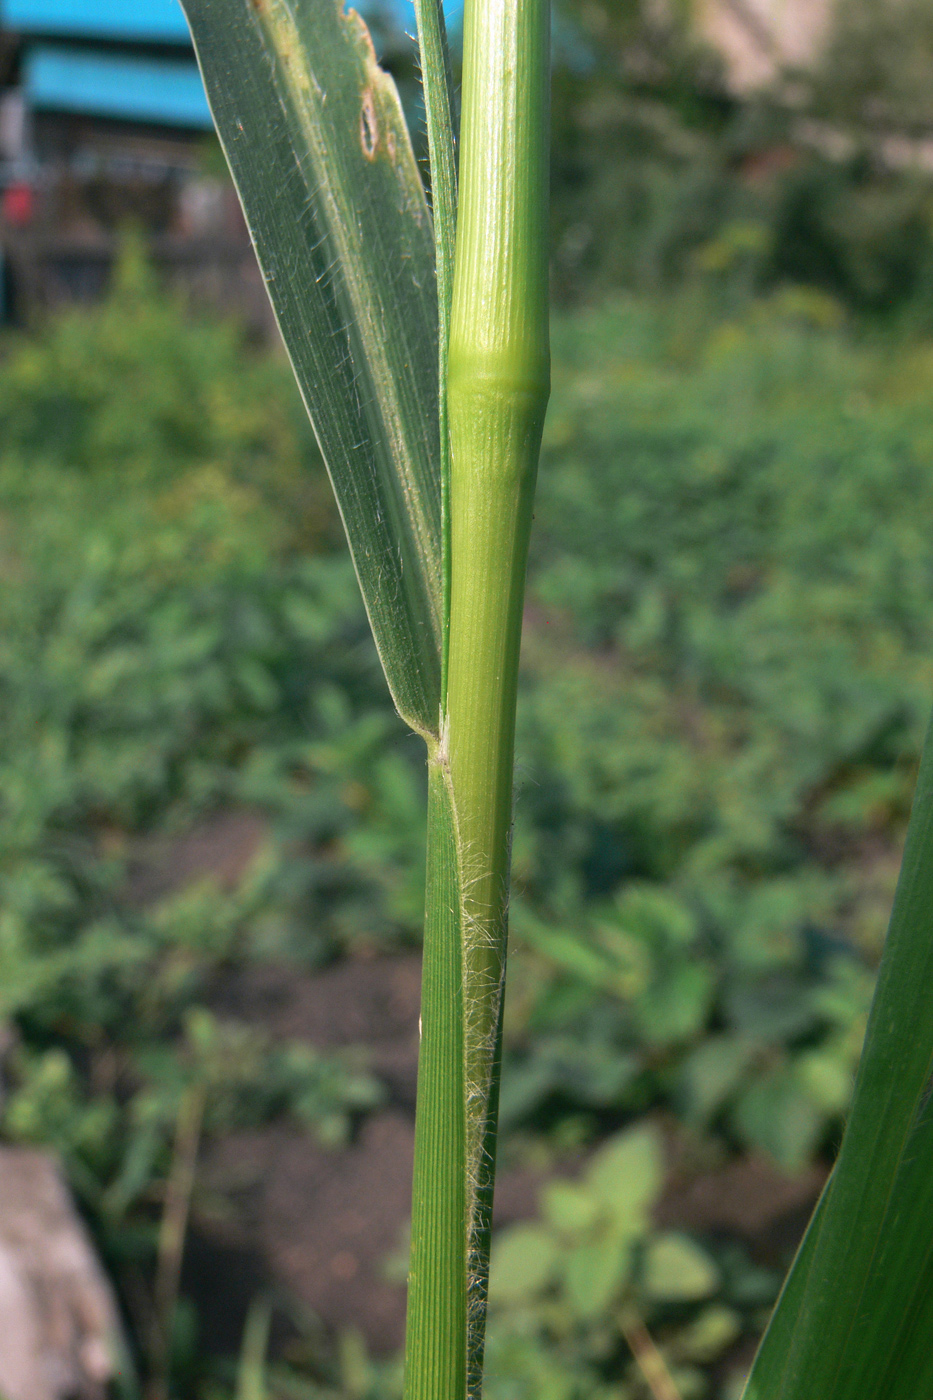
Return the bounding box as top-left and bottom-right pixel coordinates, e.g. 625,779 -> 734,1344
445,0 -> 551,1387
405,758 -> 467,1400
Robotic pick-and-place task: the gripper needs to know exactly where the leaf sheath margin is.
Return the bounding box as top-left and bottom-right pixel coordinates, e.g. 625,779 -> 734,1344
412,0 -> 457,701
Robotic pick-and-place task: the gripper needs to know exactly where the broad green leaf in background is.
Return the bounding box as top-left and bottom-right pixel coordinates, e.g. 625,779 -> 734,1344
585,1125 -> 662,1236
564,1239 -> 628,1319
744,709 -> 933,1398
541,1180 -> 600,1234
642,1233 -> 719,1304
488,1223 -> 559,1304
181,0 -> 442,735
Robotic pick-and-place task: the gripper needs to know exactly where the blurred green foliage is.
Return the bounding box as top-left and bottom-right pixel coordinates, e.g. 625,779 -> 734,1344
3,248 -> 933,1395
0,244 -> 414,1392
815,0 -> 933,132
485,1125 -> 758,1400
549,0 -> 933,319
1,4 -> 928,1393
504,291 -> 933,1175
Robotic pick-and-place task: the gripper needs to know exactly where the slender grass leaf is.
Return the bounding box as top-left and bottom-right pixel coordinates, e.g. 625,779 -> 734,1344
412,0 -> 457,699
744,706 -> 933,1398
181,0 -> 442,735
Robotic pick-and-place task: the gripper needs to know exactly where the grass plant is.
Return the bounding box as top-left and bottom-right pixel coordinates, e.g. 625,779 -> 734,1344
178,1 -> 933,1396
182,0 -> 548,1390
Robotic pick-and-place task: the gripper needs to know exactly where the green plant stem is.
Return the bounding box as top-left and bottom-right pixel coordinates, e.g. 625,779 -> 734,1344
447,0 -> 550,1228
405,0 -> 549,1394
451,0 -> 550,1387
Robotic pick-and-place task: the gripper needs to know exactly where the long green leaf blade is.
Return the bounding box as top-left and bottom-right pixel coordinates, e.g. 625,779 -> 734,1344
181,0 -> 442,735
744,706 -> 933,1399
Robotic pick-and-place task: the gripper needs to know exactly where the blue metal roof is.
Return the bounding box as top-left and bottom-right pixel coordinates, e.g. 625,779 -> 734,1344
357,0 -> 464,37
25,46 -> 213,128
0,0 -> 191,45
0,0 -> 465,48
